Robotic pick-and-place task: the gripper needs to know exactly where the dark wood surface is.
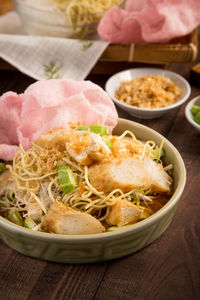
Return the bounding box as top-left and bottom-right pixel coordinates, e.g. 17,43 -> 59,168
0,49 -> 200,300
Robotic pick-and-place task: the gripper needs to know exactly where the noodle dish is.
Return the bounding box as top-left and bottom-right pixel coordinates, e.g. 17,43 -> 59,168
0,124 -> 173,234
0,78 -> 186,262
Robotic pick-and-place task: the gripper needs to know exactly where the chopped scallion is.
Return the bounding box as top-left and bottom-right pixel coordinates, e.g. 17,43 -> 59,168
8,209 -> 23,226
190,103 -> 200,125
190,104 -> 200,115
153,147 -> 164,161
102,136 -> 112,149
0,163 -> 6,173
77,125 -> 109,136
9,192 -> 15,203
58,166 -> 77,194
24,218 -> 36,229
194,111 -> 200,125
132,192 -> 140,206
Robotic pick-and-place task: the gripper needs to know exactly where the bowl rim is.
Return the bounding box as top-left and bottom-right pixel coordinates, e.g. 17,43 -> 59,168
14,0 -> 107,16
105,68 -> 191,113
185,95 -> 200,130
0,118 -> 186,242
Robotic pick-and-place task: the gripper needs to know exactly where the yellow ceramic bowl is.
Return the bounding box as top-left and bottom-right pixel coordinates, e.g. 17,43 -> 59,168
0,119 -> 186,263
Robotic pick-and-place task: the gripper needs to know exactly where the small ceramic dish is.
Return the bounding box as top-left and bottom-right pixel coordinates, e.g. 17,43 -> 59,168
185,95 -> 200,132
105,68 -> 191,119
0,118 -> 186,263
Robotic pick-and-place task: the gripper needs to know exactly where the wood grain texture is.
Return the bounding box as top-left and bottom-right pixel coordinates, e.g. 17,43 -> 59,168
0,0 -> 13,16
0,38 -> 200,300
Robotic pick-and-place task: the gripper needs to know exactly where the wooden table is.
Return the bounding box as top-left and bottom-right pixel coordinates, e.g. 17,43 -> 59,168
0,65 -> 199,300
0,16 -> 200,298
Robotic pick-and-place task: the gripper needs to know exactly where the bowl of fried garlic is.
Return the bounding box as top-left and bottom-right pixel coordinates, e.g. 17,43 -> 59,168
105,68 -> 191,119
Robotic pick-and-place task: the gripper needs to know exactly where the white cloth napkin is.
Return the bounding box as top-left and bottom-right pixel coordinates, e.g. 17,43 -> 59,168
0,12 -> 109,81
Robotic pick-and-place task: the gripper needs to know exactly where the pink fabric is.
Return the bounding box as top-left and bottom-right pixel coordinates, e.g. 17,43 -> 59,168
97,0 -> 200,44
0,79 -> 118,160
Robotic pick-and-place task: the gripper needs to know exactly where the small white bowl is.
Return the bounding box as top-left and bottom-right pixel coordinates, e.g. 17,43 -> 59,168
105,68 -> 191,119
185,95 -> 200,132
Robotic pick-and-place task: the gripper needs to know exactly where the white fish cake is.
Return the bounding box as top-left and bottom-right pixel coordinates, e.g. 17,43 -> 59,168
88,157 -> 151,193
41,202 -> 105,235
106,199 -> 142,226
65,131 -> 111,166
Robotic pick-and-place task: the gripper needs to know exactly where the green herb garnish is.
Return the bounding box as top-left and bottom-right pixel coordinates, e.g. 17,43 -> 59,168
8,209 -> 23,226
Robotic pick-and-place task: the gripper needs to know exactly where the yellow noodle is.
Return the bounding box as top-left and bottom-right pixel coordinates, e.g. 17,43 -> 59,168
1,126 -> 167,228
54,0 -> 122,37
47,177 -> 58,203
7,165 -> 57,182
84,166 -> 104,196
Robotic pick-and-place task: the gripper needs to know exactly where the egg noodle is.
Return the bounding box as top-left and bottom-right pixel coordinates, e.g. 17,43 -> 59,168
1,130 -> 165,228
53,0 -> 123,36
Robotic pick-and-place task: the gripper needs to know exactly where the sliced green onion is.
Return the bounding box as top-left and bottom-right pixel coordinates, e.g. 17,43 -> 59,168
132,192 -> 140,206
153,147 -> 165,161
77,125 -> 109,136
8,209 -> 23,226
194,111 -> 200,125
190,104 -> 200,115
141,188 -> 151,196
190,103 -> 200,125
102,136 -> 112,149
24,218 -> 36,229
0,163 -> 6,173
58,166 -> 77,194
9,192 -> 15,203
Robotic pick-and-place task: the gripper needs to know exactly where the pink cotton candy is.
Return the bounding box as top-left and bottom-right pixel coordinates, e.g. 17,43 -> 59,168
97,0 -> 200,44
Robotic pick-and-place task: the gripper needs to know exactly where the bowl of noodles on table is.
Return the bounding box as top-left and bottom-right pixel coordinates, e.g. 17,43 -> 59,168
0,115 -> 186,263
0,78 -> 186,263
13,0 -> 123,38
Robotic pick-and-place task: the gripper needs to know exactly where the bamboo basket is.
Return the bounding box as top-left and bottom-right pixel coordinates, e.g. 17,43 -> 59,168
91,30 -> 198,74
100,30 -> 198,64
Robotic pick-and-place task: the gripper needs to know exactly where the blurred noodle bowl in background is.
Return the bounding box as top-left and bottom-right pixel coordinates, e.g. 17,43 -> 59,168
13,0 -> 123,38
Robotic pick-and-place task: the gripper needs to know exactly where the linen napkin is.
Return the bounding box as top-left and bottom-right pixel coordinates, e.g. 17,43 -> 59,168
0,12 -> 109,81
